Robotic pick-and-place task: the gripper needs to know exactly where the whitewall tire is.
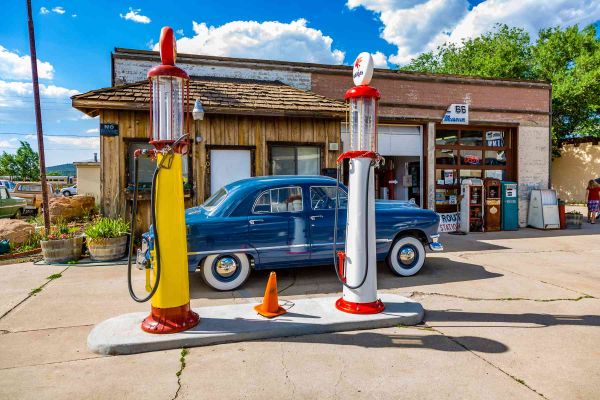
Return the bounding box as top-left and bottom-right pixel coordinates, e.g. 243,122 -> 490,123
201,253 -> 251,291
387,236 -> 426,277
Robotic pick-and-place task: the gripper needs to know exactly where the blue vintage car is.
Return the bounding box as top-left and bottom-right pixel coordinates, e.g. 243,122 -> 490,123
139,175 -> 442,291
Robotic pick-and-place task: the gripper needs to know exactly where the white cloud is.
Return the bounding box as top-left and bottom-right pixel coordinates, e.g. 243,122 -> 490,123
348,0 -> 600,65
0,80 -> 79,108
166,19 -> 345,64
46,136 -> 99,148
86,128 -> 99,134
40,7 -> 49,14
120,8 -> 151,24
176,29 -> 184,36
449,0 -> 600,44
52,6 -> 65,14
372,51 -> 389,68
72,14 -> 77,18
0,140 -> 12,148
0,45 -> 54,80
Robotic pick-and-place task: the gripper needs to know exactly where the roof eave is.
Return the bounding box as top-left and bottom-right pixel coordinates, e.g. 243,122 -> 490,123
71,99 -> 346,119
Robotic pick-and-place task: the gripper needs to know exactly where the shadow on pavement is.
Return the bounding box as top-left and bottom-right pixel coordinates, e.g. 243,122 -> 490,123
425,309 -> 600,328
274,331 -> 509,353
189,257 -> 502,300
442,224 -> 600,253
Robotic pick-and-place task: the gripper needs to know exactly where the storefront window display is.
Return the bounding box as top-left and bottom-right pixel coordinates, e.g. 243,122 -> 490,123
434,127 -> 514,213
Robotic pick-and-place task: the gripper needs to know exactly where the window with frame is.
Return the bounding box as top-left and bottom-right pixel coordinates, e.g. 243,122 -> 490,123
253,187 -> 303,213
270,145 -> 321,175
0,187 -> 8,199
127,141 -> 190,187
434,128 -> 513,212
310,186 -> 347,210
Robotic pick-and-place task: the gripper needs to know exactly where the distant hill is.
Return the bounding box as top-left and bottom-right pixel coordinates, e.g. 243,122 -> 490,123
47,163 -> 75,176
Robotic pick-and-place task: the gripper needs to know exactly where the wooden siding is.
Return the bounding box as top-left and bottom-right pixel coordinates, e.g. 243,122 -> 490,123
99,111 -> 341,231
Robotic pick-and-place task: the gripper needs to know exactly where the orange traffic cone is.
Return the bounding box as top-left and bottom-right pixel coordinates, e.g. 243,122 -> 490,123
254,272 -> 287,318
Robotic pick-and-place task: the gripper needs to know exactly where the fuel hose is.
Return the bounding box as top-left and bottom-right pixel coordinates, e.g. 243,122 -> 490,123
127,155 -> 162,303
333,158 -> 374,290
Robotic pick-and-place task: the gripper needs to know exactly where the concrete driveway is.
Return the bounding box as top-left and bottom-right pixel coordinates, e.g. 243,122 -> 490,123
1,224 -> 599,399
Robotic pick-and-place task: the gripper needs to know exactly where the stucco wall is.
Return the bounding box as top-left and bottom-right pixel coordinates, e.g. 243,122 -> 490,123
76,164 -> 100,204
517,126 -> 550,226
552,143 -> 600,203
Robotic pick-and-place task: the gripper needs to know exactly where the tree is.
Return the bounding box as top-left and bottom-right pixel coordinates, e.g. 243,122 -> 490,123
400,24 -> 600,143
0,141 -> 40,181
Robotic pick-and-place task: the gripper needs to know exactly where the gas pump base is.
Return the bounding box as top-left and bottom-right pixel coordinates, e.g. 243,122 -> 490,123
88,293 -> 423,355
141,304 -> 200,334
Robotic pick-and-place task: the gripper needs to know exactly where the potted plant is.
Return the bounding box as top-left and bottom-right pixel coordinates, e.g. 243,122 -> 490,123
85,217 -> 129,261
40,221 -> 83,263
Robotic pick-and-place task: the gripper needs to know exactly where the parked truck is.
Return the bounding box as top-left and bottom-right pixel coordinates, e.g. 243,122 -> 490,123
0,185 -> 26,218
12,182 -> 57,214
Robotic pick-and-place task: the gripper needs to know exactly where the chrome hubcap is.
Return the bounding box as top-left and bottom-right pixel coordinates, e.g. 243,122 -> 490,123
215,256 -> 238,278
399,247 -> 416,265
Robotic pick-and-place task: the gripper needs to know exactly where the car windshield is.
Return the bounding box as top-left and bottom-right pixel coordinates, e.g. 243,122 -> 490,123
202,188 -> 228,211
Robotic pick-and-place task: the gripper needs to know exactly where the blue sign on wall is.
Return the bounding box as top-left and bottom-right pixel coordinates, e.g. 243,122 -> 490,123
100,123 -> 119,136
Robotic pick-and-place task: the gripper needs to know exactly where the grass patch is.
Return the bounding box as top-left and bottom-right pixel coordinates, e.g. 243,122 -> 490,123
46,273 -> 62,280
29,287 -> 42,296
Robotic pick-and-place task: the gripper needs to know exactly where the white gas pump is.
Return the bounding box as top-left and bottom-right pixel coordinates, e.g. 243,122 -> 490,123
334,52 -> 384,314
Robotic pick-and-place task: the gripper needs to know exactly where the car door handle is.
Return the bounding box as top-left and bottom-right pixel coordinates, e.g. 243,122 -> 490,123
310,215 -> 323,220
249,219 -> 264,225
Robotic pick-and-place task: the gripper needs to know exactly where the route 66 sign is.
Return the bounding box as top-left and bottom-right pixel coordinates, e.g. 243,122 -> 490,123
442,104 -> 469,124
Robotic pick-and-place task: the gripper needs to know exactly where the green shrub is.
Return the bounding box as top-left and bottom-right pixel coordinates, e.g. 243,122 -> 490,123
85,218 -> 129,239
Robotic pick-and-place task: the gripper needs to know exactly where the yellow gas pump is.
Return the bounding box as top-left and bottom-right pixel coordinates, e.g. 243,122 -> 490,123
126,26 -> 199,334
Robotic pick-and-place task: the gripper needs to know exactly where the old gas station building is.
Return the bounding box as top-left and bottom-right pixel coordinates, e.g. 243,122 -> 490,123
72,49 -> 551,230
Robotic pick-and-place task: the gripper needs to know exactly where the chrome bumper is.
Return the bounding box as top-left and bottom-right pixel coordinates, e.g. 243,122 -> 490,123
428,234 -> 444,251
136,239 -> 149,270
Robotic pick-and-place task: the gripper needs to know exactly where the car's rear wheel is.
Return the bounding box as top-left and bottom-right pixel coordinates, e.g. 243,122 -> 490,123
12,209 -> 23,219
386,236 -> 425,276
200,253 -> 251,291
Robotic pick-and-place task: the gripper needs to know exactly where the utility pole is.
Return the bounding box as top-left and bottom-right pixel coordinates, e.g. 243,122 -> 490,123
26,0 -> 50,232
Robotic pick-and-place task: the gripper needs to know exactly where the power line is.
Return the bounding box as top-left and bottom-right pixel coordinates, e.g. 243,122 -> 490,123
0,132 -> 98,137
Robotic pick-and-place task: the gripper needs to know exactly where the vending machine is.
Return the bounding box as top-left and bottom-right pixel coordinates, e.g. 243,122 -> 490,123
460,178 -> 484,233
501,181 -> 519,230
484,178 -> 501,231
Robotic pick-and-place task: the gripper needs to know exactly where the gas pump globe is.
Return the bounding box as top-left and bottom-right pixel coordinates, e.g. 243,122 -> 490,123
334,52 -> 384,315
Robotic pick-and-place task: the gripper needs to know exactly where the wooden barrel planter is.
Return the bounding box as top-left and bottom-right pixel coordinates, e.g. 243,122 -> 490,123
87,235 -> 128,261
40,236 -> 83,263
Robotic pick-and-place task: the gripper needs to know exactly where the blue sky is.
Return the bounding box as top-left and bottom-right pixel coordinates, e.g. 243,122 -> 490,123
1,0 -> 599,166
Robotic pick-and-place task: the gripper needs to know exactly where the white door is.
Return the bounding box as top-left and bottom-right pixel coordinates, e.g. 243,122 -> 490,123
210,150 -> 251,194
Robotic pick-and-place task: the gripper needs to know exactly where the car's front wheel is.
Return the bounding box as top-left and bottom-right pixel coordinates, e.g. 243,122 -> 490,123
63,191 -> 71,197
386,236 -> 426,276
200,253 -> 251,291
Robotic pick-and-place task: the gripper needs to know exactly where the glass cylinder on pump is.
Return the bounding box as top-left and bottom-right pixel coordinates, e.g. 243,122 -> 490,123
347,93 -> 378,153
150,75 -> 185,143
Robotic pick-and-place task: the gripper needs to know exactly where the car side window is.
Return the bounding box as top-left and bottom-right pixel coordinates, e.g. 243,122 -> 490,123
310,186 -> 347,210
253,187 -> 303,214
0,188 -> 7,200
